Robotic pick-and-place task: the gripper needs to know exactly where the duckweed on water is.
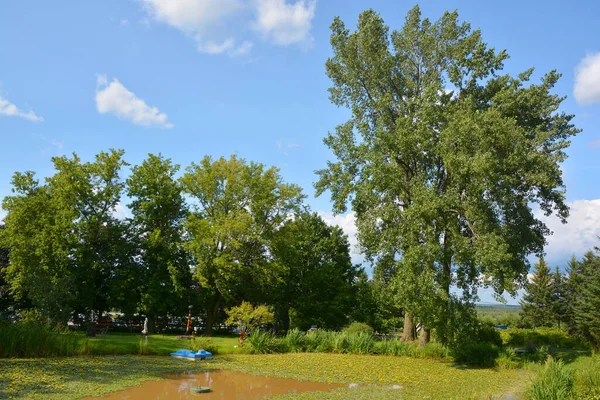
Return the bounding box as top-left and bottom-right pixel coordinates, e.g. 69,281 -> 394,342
0,354 -> 532,400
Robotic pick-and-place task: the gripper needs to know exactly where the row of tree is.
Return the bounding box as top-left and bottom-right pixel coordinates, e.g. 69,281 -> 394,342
0,152 -> 391,335
520,253 -> 600,348
0,6 -> 586,347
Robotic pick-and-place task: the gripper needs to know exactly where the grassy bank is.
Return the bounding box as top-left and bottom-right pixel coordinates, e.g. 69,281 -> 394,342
0,354 -> 533,400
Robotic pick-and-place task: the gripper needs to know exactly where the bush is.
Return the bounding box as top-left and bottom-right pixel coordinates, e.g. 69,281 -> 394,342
500,328 -> 585,349
450,343 -> 500,367
343,322 -> 374,336
0,321 -> 80,358
528,357 -> 573,400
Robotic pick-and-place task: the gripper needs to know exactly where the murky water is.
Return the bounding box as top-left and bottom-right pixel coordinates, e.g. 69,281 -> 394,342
82,370 -> 343,399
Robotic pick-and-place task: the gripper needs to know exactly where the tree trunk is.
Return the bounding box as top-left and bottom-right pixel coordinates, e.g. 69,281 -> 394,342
419,327 -> 431,347
401,312 -> 416,341
275,307 -> 290,334
204,296 -> 221,336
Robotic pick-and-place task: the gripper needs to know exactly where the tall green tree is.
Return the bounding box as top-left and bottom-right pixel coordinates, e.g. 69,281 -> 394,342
127,154 -> 192,333
550,267 -> 568,329
573,250 -> 600,349
520,258 -> 553,328
565,256 -> 583,335
1,150 -> 132,331
1,171 -> 76,321
314,6 -> 579,342
180,155 -> 304,333
271,212 -> 359,331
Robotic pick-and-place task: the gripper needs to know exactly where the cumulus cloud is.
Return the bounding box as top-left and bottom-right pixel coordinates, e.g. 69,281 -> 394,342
0,95 -> 43,122
95,75 -> 173,128
112,202 -> 132,220
318,211 -> 361,261
536,199 -> 600,266
140,0 -> 316,55
574,52 -> 600,105
255,0 -> 316,46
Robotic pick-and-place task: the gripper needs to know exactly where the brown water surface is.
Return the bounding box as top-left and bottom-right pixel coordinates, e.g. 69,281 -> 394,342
83,370 -> 343,400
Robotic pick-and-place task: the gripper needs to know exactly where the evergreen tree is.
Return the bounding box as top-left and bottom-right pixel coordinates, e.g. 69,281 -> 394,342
520,258 -> 553,328
549,267 -> 568,329
565,256 -> 582,335
573,250 -> 600,350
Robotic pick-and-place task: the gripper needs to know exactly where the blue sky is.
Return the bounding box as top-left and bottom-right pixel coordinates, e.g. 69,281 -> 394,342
1,0 -> 600,304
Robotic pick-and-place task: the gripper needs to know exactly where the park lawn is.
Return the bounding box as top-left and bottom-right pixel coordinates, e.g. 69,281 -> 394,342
0,354 -> 533,400
77,333 -> 240,355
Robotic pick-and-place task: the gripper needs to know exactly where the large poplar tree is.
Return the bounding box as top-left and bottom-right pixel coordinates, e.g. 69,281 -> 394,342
315,6 -> 579,342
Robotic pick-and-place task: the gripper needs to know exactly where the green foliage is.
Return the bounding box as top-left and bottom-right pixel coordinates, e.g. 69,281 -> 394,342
1,150 -> 133,321
180,155 -> 304,332
450,343 -> 500,367
284,328 -> 308,352
271,212 -> 358,331
315,5 -> 579,342
572,356 -> 600,399
343,322 -> 374,336
225,301 -> 274,334
247,330 -> 282,354
528,357 -> 573,400
500,328 -> 586,349
520,258 -> 555,328
0,321 -> 80,357
573,250 -> 600,350
126,153 -> 192,323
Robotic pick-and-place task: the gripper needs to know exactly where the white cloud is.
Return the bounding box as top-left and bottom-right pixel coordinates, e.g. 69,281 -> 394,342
255,0 -> 316,46
318,211 -> 360,259
0,95 -> 43,122
95,75 -> 173,128
536,199 -> 600,265
141,0 -> 252,56
574,52 -> 600,105
113,202 -> 132,220
140,0 -> 315,55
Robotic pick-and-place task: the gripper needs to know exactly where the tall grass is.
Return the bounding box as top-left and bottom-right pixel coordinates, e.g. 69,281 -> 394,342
572,356 -> 600,399
528,357 -> 573,400
0,322 -> 80,357
190,336 -> 220,355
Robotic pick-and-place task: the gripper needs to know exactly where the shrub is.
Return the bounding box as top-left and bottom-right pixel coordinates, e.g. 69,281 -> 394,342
528,357 -> 573,400
343,322 -> 374,336
500,328 -> 585,349
450,343 -> 500,367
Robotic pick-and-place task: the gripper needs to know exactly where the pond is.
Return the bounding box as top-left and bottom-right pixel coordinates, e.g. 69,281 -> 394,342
82,370 -> 344,399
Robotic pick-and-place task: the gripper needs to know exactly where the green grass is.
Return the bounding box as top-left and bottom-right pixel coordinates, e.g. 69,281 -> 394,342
0,353 -> 534,400
78,333 -> 240,355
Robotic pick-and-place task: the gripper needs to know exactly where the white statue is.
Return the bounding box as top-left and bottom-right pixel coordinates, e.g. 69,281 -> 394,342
142,317 -> 148,336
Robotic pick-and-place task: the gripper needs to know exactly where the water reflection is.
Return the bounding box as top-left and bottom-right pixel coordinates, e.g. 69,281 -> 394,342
83,370 -> 342,400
